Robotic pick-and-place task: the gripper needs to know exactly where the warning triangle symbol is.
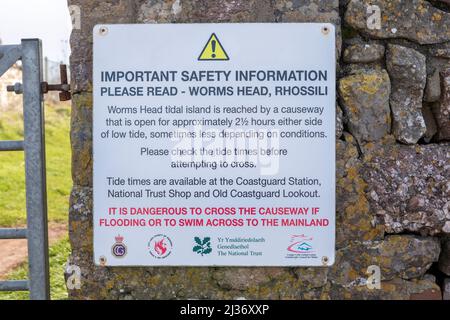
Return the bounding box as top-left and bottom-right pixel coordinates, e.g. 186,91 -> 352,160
198,33 -> 229,61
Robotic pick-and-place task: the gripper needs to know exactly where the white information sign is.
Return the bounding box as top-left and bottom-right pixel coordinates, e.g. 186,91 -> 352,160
93,23 -> 335,266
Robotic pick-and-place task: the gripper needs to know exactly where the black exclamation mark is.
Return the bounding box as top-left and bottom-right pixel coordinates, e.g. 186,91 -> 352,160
211,40 -> 216,58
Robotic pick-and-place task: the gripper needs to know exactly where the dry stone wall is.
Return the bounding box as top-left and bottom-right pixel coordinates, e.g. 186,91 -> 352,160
67,0 -> 450,299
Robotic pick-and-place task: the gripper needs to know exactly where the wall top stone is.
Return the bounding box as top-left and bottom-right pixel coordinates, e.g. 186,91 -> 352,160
345,0 -> 450,45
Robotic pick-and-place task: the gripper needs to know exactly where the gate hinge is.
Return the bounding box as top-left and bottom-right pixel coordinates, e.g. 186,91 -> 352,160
40,64 -> 71,101
6,64 -> 72,101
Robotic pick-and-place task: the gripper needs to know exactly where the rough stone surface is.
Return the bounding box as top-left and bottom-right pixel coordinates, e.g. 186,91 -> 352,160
329,236 -> 440,285
345,0 -> 450,45
425,69 -> 441,103
293,267 -> 329,289
341,62 -> 384,77
138,0 -> 275,23
338,70 -> 391,143
386,45 -> 427,144
422,104 -> 438,143
343,43 -> 384,63
362,143 -> 450,235
69,186 -> 93,254
71,93 -> 92,187
408,285 -> 442,300
428,55 -> 450,74
437,0 -> 450,4
432,68 -> 450,140
336,139 -> 384,248
329,278 -> 441,300
429,42 -> 450,59
439,238 -> 450,276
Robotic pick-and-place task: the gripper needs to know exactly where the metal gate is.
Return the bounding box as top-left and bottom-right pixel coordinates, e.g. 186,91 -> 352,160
0,39 -> 50,300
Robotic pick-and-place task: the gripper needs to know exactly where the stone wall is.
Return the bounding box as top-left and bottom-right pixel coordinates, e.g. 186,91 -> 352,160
67,0 -> 450,299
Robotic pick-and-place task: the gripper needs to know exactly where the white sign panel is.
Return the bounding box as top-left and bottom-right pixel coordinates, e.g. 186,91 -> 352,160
93,23 -> 335,266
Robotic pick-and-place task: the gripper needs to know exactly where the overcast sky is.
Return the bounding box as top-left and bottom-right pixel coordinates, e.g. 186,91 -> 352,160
0,0 -> 72,63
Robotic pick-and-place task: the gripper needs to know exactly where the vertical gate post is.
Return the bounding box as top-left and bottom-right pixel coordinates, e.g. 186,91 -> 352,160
21,39 -> 50,300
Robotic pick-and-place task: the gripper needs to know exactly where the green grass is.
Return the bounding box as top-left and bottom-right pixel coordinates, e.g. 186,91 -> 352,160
0,237 -> 71,300
0,103 -> 71,227
0,102 -> 72,300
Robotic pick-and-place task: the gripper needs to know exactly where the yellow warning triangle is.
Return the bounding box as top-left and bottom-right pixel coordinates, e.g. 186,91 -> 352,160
198,33 -> 229,61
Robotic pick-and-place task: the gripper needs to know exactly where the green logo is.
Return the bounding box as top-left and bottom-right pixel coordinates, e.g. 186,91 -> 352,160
193,237 -> 212,256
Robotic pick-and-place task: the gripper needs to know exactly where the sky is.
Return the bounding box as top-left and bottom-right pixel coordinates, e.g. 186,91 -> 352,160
0,0 -> 72,63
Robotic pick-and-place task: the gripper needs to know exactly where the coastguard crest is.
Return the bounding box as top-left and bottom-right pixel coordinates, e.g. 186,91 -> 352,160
111,234 -> 127,258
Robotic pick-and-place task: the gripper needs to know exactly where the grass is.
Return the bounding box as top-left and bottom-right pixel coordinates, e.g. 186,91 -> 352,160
0,236 -> 71,300
0,102 -> 72,300
0,102 -> 71,227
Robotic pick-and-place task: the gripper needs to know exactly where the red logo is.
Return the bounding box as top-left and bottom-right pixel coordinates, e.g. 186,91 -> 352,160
154,238 -> 167,256
148,234 -> 172,259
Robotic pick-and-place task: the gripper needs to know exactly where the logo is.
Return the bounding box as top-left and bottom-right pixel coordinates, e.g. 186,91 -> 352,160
287,235 -> 315,253
111,234 -> 127,258
148,234 -> 172,259
193,237 -> 212,256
